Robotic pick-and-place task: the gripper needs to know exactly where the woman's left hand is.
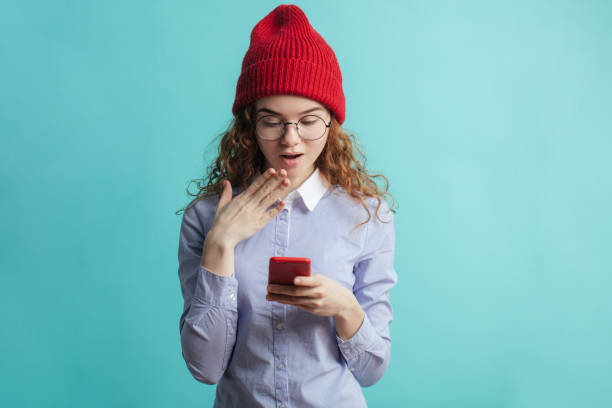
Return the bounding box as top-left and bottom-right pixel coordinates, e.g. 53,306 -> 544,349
267,274 -> 365,339
266,274 -> 358,318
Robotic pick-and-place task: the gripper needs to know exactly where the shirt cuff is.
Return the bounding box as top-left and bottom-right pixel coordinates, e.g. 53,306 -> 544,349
336,313 -> 381,360
192,265 -> 238,310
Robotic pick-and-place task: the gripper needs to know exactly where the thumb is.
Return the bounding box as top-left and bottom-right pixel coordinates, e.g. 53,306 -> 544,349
216,180 -> 233,214
293,275 -> 319,287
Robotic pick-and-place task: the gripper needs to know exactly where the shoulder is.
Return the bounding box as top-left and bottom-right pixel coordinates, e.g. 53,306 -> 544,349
181,194 -> 220,235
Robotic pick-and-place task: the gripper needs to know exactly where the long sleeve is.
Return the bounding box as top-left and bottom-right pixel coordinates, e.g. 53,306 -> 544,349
336,199 -> 397,387
177,201 -> 238,385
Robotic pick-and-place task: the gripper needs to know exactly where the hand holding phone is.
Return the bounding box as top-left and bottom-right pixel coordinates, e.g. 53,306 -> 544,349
268,257 -> 311,285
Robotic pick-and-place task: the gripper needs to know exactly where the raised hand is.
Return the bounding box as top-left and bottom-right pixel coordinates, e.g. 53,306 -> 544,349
201,168 -> 292,277
209,168 -> 291,248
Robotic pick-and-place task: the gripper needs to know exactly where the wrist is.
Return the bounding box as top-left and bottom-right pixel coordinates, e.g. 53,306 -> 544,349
333,297 -> 365,341
338,297 -> 364,320
336,297 -> 364,322
205,226 -> 236,251
200,228 -> 236,277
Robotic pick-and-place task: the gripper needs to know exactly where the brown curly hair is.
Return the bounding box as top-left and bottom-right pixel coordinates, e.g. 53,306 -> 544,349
176,102 -> 396,230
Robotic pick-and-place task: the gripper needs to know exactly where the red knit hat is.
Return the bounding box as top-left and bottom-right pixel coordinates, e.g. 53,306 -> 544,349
232,4 -> 346,124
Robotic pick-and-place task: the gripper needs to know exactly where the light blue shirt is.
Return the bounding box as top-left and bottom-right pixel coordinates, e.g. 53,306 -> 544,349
178,168 -> 397,407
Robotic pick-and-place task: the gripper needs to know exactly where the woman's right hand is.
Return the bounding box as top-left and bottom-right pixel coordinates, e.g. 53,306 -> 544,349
207,168 -> 291,249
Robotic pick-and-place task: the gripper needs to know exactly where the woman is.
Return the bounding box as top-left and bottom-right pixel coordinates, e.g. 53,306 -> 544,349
177,5 -> 397,407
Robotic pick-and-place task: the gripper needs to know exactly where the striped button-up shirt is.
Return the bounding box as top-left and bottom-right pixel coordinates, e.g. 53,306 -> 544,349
178,168 -> 397,407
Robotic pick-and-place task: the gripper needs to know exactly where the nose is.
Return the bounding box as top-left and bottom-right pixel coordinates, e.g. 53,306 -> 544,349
281,123 -> 301,146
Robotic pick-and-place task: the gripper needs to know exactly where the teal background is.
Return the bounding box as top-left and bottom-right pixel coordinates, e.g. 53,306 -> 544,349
1,0 -> 611,407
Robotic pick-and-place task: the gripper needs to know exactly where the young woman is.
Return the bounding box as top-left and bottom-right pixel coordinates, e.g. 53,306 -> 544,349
177,5 -> 397,407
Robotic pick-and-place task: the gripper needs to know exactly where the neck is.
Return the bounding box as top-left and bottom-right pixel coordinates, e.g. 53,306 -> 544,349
282,167 -> 315,195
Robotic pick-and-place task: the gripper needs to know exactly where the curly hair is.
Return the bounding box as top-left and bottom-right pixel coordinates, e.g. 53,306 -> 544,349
176,102 -> 396,230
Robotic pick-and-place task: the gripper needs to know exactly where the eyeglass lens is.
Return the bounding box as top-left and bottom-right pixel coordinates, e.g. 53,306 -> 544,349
256,115 -> 327,140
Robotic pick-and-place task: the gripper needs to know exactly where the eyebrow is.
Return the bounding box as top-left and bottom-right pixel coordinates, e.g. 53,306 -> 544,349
256,107 -> 325,116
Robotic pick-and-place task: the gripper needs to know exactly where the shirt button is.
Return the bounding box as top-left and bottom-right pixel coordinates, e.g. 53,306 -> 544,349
276,322 -> 283,330
277,363 -> 284,369
277,248 -> 285,255
229,328 -> 234,334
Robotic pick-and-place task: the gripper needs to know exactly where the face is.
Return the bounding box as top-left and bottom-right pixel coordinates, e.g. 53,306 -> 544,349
254,94 -> 331,189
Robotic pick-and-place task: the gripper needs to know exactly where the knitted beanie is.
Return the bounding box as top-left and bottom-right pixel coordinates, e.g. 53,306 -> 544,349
232,4 -> 346,125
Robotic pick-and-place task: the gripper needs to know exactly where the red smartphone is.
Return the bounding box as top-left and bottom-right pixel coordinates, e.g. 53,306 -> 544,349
268,257 -> 311,285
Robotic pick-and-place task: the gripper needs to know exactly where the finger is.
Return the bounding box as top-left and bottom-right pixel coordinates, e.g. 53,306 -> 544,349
293,276 -> 321,287
265,295 -> 319,314
241,168 -> 277,199
267,284 -> 320,297
267,297 -> 322,316
266,293 -> 313,305
215,180 -> 233,216
265,199 -> 285,221
256,171 -> 291,209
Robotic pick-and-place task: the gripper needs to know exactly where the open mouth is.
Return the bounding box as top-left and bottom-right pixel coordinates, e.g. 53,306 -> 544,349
279,153 -> 303,167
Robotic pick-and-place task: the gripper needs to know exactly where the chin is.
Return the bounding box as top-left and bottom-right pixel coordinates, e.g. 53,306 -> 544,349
284,166 -> 301,175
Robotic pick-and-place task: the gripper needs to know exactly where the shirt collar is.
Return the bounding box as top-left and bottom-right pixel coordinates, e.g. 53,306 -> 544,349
248,167 -> 329,212
287,167 -> 330,212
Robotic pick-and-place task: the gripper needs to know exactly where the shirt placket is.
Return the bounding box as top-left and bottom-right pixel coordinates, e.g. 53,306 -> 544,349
272,204 -> 290,408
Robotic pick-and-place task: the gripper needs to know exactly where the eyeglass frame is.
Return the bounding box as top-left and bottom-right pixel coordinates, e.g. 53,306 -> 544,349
252,114 -> 332,141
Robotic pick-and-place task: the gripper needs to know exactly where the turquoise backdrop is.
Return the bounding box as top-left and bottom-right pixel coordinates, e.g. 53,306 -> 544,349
1,1 -> 611,407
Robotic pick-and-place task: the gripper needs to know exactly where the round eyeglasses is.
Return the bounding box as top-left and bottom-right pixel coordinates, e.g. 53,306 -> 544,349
254,115 -> 331,141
